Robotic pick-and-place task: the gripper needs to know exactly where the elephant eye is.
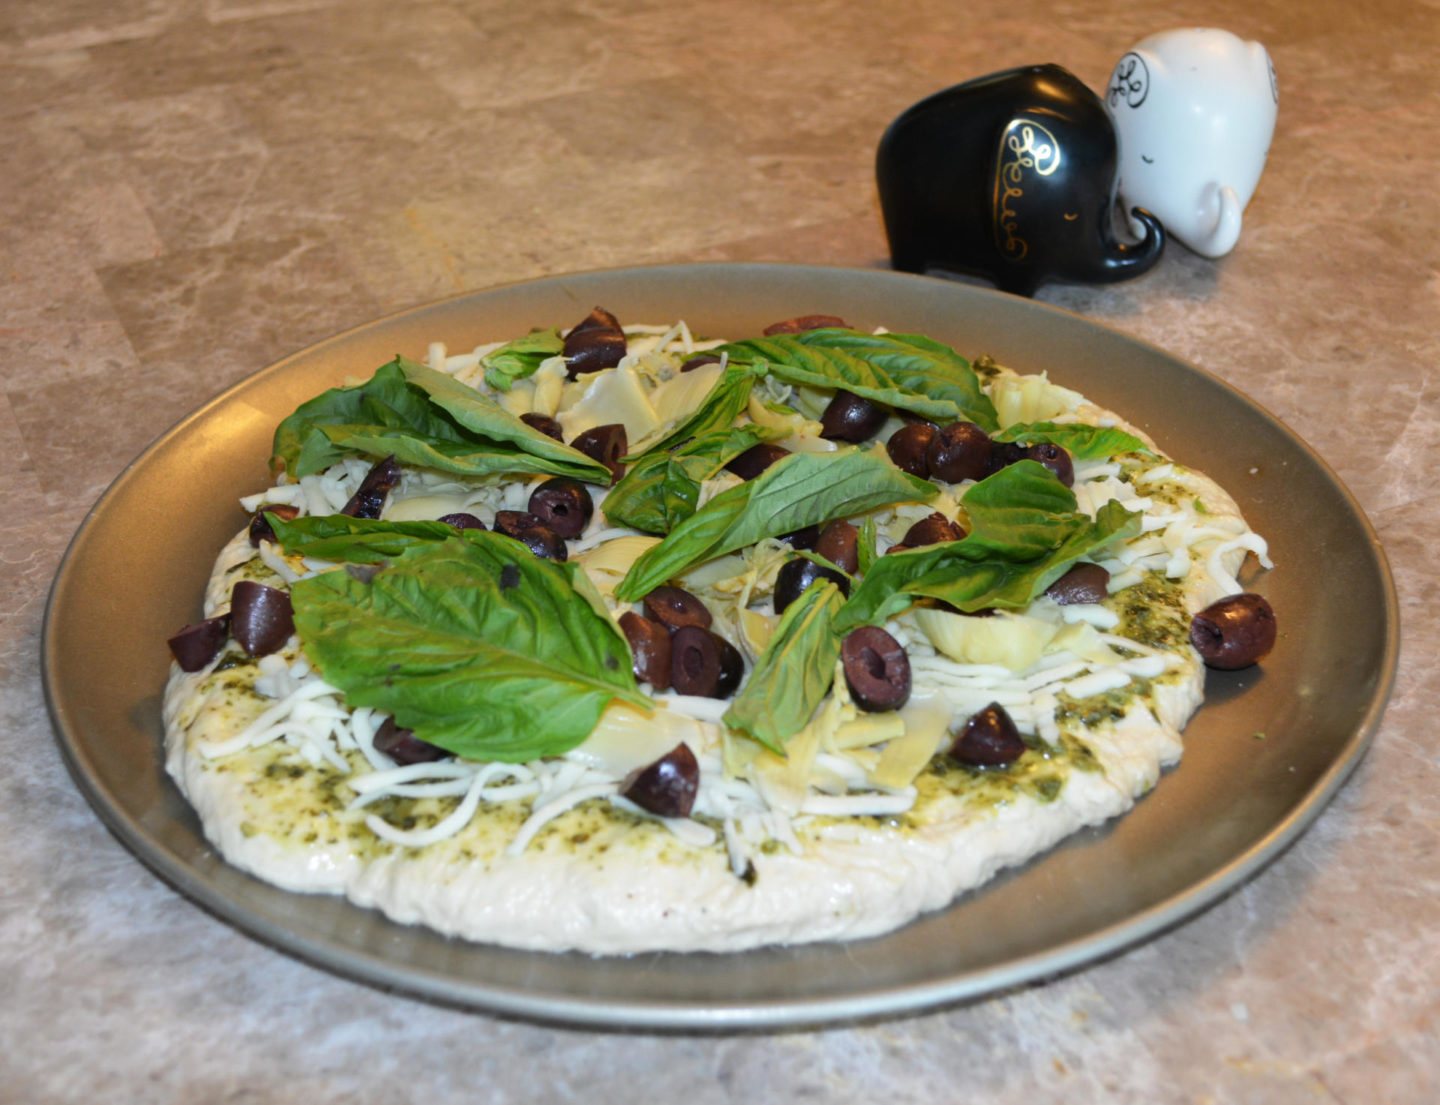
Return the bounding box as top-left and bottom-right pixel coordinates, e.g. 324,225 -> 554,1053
1141,155 -> 1155,164
1063,212 -> 1079,222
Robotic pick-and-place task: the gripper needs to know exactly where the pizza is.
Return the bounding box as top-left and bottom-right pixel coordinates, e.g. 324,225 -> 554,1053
163,308 -> 1276,954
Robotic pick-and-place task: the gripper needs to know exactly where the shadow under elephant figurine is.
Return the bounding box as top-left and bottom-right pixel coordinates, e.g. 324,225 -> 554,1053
876,64 -> 1164,297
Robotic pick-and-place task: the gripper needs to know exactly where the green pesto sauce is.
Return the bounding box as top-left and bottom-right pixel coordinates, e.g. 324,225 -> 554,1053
1112,573 -> 1190,650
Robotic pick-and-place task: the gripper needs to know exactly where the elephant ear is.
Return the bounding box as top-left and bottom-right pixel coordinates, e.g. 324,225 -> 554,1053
1106,51 -> 1151,111
990,116 -> 1063,264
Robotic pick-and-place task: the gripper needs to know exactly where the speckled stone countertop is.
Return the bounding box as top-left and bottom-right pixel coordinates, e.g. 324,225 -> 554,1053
3,0 -> 1435,1101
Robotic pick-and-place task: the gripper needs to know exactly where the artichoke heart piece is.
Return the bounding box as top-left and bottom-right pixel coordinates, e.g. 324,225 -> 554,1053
990,372 -> 1083,429
914,606 -> 1062,671
558,364 -> 662,442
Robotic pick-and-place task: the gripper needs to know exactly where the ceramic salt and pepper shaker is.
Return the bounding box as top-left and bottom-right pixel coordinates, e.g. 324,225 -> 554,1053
875,64 -> 1164,297
1105,28 -> 1278,258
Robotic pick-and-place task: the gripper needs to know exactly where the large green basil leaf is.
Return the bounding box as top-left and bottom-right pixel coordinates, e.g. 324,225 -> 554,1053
290,533 -> 647,763
993,420 -> 1150,459
481,327 -> 563,391
268,514 -> 460,562
614,449 -> 935,602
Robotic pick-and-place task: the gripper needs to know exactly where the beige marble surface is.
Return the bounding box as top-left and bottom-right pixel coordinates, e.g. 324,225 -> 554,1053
3,0 -> 1436,1101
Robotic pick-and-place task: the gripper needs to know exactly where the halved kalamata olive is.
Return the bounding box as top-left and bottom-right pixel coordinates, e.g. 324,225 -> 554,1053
230,581 -> 294,657
563,307 -> 626,377
438,512 -> 486,531
248,503 -> 300,547
520,412 -> 564,441
1026,442 -> 1074,487
950,702 -> 1026,766
570,423 -> 628,483
670,626 -> 743,699
773,557 -> 850,615
820,390 -> 887,442
643,585 -> 712,632
340,454 -> 402,519
528,477 -> 593,539
841,626 -> 910,712
782,524 -> 820,550
984,440 -> 1028,477
680,353 -> 722,373
619,611 -> 672,689
493,510 -> 567,560
814,519 -> 859,574
902,512 -> 965,547
1190,593 -> 1277,670
622,742 -> 700,818
762,314 -> 848,335
927,422 -> 992,483
1046,562 -> 1110,605
725,443 -> 789,480
886,422 -> 935,477
167,615 -> 231,672
373,716 -> 447,765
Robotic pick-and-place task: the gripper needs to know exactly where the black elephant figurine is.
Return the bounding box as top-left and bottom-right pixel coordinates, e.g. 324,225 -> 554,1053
875,64 -> 1164,296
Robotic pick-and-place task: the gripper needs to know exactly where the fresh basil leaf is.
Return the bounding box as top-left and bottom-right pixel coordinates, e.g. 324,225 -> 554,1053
628,362 -> 765,460
614,449 -> 936,602
856,515 -> 879,576
268,514 -> 460,562
481,328 -> 563,391
723,582 -> 843,754
993,420 -> 1150,459
290,533 -> 647,763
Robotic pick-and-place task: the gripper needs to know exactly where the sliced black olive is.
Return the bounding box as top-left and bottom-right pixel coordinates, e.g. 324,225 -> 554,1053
438,512 -> 486,531
773,557 -> 850,615
950,703 -> 1026,766
841,626 -> 910,712
570,423 -> 628,483
781,524 -> 820,551
520,412 -> 564,441
820,390 -> 887,443
248,503 -> 299,547
886,422 -> 935,477
373,716 -> 447,765
725,443 -> 789,480
762,314 -> 849,335
230,581 -> 294,657
1046,562 -> 1110,605
901,512 -> 965,547
167,615 -> 231,672
563,306 -> 626,377
622,743 -> 700,818
643,585 -> 712,632
340,454 -> 402,519
927,422 -> 992,483
814,519 -> 859,574
1190,593 -> 1277,670
984,440 -> 1029,477
680,353 -> 722,373
619,611 -> 672,690
1025,442 -> 1074,487
670,626 -> 743,699
493,510 -> 567,560
527,477 -> 593,539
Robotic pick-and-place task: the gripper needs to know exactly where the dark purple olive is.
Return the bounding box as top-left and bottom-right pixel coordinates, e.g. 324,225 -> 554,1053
248,504 -> 300,547
438,512 -> 486,531
493,510 -> 567,560
782,524 -> 820,551
230,581 -> 294,657
950,703 -> 1026,767
340,454 -> 403,519
563,307 -> 626,378
841,626 -> 910,712
643,585 -> 712,633
762,314 -> 848,335
1190,593 -> 1277,670
670,626 -> 743,699
1026,442 -> 1074,487
814,519 -> 859,574
901,512 -> 965,547
725,443 -> 789,480
619,611 -> 672,690
1046,562 -> 1110,605
373,716 -> 448,765
680,353 -> 723,373
167,615 -> 231,672
528,477 -> 593,539
984,440 -> 1029,477
773,557 -> 850,615
820,390 -> 887,443
886,422 -> 936,477
622,743 -> 700,818
570,423 -> 628,483
520,412 -> 564,441
927,422 -> 992,483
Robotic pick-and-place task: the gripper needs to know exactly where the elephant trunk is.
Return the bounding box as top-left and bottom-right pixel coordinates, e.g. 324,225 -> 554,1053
1090,206 -> 1165,282
1186,184 -> 1244,259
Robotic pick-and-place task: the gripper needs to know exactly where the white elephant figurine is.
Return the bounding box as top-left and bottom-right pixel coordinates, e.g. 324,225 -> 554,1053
1104,28 -> 1278,258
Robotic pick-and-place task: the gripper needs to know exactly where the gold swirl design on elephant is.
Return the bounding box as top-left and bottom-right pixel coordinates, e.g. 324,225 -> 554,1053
993,120 -> 1062,261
